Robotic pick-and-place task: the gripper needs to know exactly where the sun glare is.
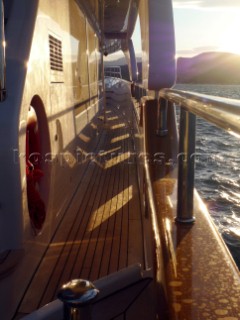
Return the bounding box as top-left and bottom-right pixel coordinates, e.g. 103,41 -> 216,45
219,17 -> 240,55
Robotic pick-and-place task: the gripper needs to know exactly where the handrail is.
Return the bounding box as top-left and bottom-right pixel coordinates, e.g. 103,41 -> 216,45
111,79 -> 240,222
160,89 -> 240,137
104,77 -> 240,319
158,88 -> 240,222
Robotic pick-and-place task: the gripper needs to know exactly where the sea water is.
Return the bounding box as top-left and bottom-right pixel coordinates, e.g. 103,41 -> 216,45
174,84 -> 240,268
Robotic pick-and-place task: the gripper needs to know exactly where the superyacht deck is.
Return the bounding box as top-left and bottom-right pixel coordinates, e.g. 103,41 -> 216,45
15,83 -> 145,318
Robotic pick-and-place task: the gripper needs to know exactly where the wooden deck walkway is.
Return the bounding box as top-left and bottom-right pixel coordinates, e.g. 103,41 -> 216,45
15,86 -> 145,318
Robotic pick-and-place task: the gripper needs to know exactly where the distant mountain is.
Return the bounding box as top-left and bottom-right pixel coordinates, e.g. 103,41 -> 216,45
177,52 -> 240,84
105,52 -> 240,84
105,57 -> 126,66
105,55 -> 142,66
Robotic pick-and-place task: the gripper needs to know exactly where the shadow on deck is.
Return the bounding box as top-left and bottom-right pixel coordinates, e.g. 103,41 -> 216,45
15,84 -> 146,318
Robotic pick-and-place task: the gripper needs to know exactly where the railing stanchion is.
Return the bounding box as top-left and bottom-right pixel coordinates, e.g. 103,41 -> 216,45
156,98 -> 168,136
101,52 -> 107,123
176,109 -> 196,223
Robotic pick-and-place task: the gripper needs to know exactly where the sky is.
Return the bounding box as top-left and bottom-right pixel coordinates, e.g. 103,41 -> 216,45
131,0 -> 240,58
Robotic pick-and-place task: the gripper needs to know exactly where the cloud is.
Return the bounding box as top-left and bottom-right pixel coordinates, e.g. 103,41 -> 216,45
173,1 -> 203,9
176,49 -> 195,57
193,45 -> 219,53
176,46 -> 219,57
173,0 -> 240,9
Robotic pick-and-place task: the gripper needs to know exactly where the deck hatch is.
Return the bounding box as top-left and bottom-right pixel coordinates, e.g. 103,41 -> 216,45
49,34 -> 63,72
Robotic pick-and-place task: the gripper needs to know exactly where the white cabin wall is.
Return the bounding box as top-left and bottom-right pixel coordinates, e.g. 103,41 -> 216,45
19,0 -> 101,243
18,0 -> 73,242
19,3 -> 54,238
0,0 -> 101,255
69,1 -> 89,106
88,24 -> 98,103
0,0 -> 101,254
0,0 -> 101,318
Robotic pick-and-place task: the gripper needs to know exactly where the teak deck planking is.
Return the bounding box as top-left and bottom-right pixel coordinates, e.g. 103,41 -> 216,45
15,88 -> 145,317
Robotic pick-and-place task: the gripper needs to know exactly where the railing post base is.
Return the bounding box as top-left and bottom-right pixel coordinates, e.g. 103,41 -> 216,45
156,98 -> 168,137
156,129 -> 168,136
175,216 -> 196,224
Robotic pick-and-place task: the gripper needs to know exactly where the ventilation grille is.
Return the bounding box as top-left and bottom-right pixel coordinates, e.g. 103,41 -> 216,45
49,35 -> 63,72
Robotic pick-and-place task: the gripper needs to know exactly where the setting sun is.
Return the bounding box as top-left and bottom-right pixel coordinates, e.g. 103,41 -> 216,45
219,17 -> 240,55
173,5 -> 240,57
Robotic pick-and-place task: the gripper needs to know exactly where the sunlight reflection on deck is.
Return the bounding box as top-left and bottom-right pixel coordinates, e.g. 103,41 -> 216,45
111,133 -> 130,143
79,132 -> 91,143
104,152 -> 130,168
88,186 -> 133,231
98,146 -> 121,156
110,123 -> 126,129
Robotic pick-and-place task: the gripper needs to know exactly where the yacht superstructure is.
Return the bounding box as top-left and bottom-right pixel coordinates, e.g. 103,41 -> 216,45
0,1 -> 239,319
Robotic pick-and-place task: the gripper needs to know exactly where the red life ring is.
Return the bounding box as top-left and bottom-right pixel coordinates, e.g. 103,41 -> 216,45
26,107 -> 46,231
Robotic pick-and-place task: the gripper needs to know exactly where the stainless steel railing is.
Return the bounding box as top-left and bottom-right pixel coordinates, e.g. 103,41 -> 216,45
158,89 -> 240,222
104,66 -> 122,79
129,84 -> 240,222
160,89 -> 240,136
